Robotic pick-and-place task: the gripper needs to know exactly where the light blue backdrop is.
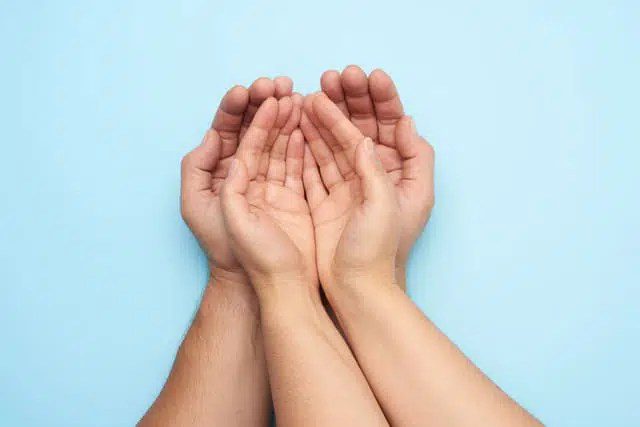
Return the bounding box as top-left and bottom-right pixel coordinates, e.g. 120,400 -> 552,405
1,0 -> 638,425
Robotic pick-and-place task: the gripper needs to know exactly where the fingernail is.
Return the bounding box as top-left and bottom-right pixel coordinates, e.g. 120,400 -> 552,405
228,158 -> 238,177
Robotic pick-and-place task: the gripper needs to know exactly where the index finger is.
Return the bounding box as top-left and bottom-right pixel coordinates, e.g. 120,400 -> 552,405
311,93 -> 364,163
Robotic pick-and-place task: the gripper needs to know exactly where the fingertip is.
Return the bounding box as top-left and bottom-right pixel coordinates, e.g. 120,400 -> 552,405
341,65 -> 368,92
249,77 -> 275,103
368,68 -> 398,102
291,92 -> 304,106
274,76 -> 293,98
251,96 -> 279,130
320,70 -> 342,93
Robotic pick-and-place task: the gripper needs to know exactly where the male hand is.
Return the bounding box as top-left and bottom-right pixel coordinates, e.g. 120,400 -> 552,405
180,77 -> 294,284
319,66 -> 435,282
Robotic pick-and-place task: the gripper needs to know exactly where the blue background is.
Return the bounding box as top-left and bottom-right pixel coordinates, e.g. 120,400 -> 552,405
1,0 -> 638,425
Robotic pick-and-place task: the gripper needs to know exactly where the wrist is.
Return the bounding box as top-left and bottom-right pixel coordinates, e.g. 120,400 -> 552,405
254,275 -> 323,320
395,263 -> 408,291
325,259 -> 397,291
198,267 -> 259,319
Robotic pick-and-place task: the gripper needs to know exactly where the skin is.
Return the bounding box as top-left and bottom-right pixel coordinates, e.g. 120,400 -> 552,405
301,91 -> 542,427
220,98 -> 388,427
139,76 -> 293,426
319,65 -> 435,289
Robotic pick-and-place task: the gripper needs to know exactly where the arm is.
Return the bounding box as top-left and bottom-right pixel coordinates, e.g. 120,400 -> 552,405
219,97 -> 388,426
140,79 -> 290,426
256,281 -> 388,426
324,272 -> 542,427
303,91 -> 542,426
139,271 -> 270,426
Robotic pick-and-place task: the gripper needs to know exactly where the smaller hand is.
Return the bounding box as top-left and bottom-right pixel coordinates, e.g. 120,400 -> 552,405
220,96 -> 317,293
300,93 -> 400,288
319,66 -> 435,275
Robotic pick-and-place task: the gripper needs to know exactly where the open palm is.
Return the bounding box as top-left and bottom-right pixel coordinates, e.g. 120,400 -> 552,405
221,97 -> 317,286
180,77 -> 294,280
300,93 -> 398,286
319,66 -> 434,274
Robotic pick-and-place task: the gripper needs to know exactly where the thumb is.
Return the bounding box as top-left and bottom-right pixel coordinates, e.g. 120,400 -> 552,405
355,137 -> 393,204
220,158 -> 252,234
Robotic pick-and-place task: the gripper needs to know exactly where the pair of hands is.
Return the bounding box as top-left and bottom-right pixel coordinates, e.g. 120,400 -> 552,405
181,66 -> 434,296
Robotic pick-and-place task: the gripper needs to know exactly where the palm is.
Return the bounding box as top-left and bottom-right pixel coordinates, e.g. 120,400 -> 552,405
244,179 -> 315,275
308,178 -> 362,280
181,77 -> 295,278
320,66 -> 434,265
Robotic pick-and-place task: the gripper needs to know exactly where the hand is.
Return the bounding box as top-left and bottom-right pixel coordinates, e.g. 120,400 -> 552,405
220,96 -> 317,293
300,93 -> 400,287
180,77 -> 294,283
319,66 -> 435,276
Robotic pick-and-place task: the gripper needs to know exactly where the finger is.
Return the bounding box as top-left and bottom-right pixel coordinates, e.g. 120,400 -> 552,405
236,97 -> 279,179
299,111 -> 344,190
284,129 -> 305,194
341,65 -> 378,139
320,70 -> 349,116
220,158 -> 253,234
395,116 -> 434,182
241,77 -> 276,138
302,145 -> 328,209
355,137 -> 394,205
311,92 -> 364,164
260,97 -> 293,182
274,76 -> 294,98
181,129 -> 221,194
304,93 -> 354,178
211,85 -> 249,158
369,69 -> 405,148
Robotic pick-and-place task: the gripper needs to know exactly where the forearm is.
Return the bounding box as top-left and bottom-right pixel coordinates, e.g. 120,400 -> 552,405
324,273 -> 541,427
256,281 -> 388,427
139,273 -> 270,427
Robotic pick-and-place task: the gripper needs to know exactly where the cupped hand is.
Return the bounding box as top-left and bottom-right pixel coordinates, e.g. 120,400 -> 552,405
180,77 -> 293,283
220,96 -> 317,292
319,66 -> 435,273
300,93 -> 400,287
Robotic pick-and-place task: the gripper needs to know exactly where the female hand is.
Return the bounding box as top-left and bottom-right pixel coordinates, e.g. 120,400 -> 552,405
300,93 -> 400,288
319,66 -> 435,285
220,96 -> 318,293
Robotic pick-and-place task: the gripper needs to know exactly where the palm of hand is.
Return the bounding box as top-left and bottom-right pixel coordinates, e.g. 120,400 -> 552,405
182,78 -> 295,278
320,66 -> 434,265
307,178 -> 362,281
244,179 -> 315,276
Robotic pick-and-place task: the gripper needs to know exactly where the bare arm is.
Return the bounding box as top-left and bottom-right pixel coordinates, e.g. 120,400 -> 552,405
139,272 -> 270,426
303,90 -> 542,427
255,282 -> 388,426
219,97 -> 388,426
325,272 -> 542,427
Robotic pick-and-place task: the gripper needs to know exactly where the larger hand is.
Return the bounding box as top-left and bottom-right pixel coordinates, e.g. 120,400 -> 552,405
180,77 -> 294,282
